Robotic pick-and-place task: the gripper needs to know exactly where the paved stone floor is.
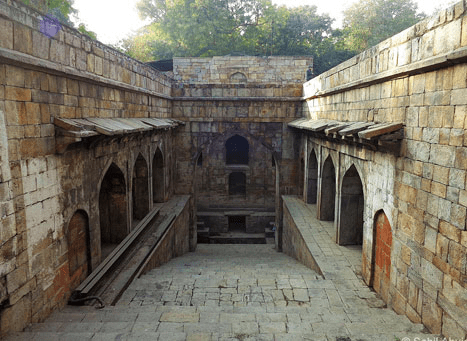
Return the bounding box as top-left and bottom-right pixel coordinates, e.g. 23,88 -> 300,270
6,202 -> 442,341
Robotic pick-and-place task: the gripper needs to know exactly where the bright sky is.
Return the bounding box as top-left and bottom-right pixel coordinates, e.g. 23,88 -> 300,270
71,0 -> 457,46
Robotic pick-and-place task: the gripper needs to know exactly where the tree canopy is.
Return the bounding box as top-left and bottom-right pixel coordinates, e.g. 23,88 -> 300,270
20,0 -> 97,39
342,0 -> 425,52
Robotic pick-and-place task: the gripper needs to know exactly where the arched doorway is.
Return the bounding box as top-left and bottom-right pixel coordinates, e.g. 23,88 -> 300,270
372,210 -> 392,303
338,165 -> 364,245
132,154 -> 149,224
153,148 -> 164,203
319,156 -> 336,221
99,163 -> 128,259
225,135 -> 249,165
67,210 -> 90,290
307,150 -> 318,204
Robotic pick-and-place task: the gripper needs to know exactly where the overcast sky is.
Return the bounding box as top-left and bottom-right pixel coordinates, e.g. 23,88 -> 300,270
71,0 -> 457,46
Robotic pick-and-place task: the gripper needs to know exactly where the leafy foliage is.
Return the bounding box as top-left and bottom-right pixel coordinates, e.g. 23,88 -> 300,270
20,0 -> 97,39
123,0 -> 356,74
342,0 -> 425,52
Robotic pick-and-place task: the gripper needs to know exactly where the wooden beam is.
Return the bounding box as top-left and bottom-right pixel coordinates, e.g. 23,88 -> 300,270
358,123 -> 404,139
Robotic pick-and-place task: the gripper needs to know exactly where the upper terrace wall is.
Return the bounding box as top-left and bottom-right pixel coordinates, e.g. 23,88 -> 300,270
0,0 -> 175,336
172,56 -> 313,215
174,56 -> 311,85
301,1 -> 467,338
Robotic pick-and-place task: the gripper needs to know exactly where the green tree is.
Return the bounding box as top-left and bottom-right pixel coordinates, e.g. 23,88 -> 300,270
20,0 -> 97,39
342,0 -> 425,52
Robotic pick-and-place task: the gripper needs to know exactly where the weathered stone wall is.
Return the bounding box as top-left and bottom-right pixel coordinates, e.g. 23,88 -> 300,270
301,1 -> 467,338
173,56 -> 313,222
0,0 -> 176,336
173,56 -> 311,85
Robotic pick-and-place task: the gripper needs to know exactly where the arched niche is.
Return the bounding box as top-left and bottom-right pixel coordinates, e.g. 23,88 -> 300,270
132,153 -> 149,223
153,148 -> 165,203
225,135 -> 249,165
99,163 -> 128,258
338,165 -> 364,245
372,210 -> 392,303
319,156 -> 336,221
67,210 -> 91,290
307,149 -> 318,204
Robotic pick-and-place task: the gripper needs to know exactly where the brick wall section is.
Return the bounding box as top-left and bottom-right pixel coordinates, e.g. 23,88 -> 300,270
0,0 -> 176,336
173,56 -> 312,85
172,56 -> 312,216
302,1 -> 467,338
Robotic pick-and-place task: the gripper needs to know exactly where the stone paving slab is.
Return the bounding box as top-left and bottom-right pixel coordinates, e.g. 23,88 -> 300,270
6,223 -> 442,340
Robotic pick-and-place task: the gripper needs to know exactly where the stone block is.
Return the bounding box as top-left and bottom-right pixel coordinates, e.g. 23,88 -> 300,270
5,87 -> 31,102
25,103 -> 41,125
431,182 -> 447,198
32,30 -> 49,60
430,144 -> 456,167
421,293 -> 442,334
424,226 -> 437,254
447,241 -> 466,273
13,23 -> 32,54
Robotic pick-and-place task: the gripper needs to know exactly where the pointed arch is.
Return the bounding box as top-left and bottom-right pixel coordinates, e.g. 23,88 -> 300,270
338,164 -> 364,245
307,149 -> 318,204
372,210 -> 392,303
226,135 -> 249,165
67,210 -> 91,290
132,153 -> 149,222
319,155 -> 336,221
99,163 -> 128,258
153,147 -> 165,203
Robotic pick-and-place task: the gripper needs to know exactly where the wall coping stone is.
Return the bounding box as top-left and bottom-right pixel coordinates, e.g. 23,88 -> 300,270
0,47 -> 172,100
303,46 -> 467,101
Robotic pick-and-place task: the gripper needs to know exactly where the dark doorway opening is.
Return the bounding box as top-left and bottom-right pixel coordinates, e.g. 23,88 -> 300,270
229,216 -> 246,232
226,135 -> 249,165
99,163 -> 128,260
229,172 -> 246,196
339,165 -> 364,245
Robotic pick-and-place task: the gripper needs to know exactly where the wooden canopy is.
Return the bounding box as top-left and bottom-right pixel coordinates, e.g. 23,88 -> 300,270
54,117 -> 184,153
288,118 -> 404,154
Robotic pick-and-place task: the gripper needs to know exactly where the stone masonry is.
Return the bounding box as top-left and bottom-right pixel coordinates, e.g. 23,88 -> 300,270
1,0 -> 467,338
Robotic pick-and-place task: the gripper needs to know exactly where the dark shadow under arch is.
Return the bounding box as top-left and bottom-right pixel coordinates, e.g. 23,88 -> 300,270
319,156 -> 336,221
307,150 -> 318,204
226,135 -> 249,165
339,165 -> 364,245
99,163 -> 128,258
133,153 -> 149,222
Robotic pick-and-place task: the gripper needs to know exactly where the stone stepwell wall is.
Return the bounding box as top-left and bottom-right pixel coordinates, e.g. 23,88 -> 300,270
0,0 -> 176,336
303,1 -> 467,338
174,56 -> 313,85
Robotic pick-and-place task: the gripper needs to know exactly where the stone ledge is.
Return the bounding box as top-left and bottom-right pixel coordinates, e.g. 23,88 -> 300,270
0,47 -> 172,100
303,46 -> 467,100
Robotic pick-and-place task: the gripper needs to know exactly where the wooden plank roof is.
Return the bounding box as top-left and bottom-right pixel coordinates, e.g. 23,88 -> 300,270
289,118 -> 403,141
54,117 -> 181,137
